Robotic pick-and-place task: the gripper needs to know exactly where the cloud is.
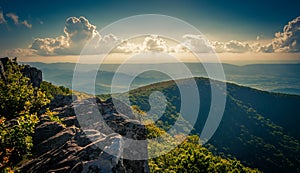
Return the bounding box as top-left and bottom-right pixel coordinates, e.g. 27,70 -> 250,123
29,16 -> 118,55
175,35 -> 253,53
2,48 -> 37,57
142,35 -> 168,52
260,16 -> 300,53
6,13 -> 18,24
30,36 -> 69,56
258,43 -> 274,53
116,35 -> 169,53
212,40 -> 253,53
64,16 -> 99,45
0,10 -> 6,24
6,12 -> 32,28
116,40 -> 141,53
177,16 -> 300,53
6,16 -> 300,57
21,20 -> 32,28
6,16 -> 120,56
177,34 -> 214,53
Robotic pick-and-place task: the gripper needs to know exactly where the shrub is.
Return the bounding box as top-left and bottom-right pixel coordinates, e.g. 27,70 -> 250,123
0,60 -> 49,170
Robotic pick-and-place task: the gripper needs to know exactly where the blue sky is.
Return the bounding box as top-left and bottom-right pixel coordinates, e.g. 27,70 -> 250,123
0,0 -> 300,63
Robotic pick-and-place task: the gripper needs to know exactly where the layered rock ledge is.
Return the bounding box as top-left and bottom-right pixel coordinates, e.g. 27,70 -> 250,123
20,95 -> 149,173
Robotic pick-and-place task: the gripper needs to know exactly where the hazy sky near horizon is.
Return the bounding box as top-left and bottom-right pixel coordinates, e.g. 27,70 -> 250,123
0,0 -> 300,64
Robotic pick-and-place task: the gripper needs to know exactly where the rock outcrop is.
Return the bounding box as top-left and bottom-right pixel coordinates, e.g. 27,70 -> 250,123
0,57 -> 9,82
19,95 -> 149,173
0,57 -> 42,87
21,65 -> 42,88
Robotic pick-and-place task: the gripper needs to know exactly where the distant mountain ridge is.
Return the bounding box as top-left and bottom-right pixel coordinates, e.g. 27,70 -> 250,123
20,62 -> 300,96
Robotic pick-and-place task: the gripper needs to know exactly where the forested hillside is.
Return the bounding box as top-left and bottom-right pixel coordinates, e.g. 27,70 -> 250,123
125,77 -> 300,173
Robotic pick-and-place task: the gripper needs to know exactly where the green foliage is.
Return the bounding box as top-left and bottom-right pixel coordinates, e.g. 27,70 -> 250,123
126,77 -> 300,172
147,125 -> 260,172
40,81 -> 72,99
0,113 -> 39,169
0,62 -> 49,118
44,108 -> 65,127
0,61 -> 50,170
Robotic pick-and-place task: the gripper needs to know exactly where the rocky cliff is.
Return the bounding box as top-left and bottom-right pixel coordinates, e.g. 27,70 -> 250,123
19,95 -> 149,173
21,65 -> 42,88
0,57 -> 42,87
1,58 -> 149,172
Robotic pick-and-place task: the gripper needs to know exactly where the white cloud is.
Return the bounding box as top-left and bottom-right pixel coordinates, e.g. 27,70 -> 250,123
116,35 -> 169,53
29,16 -> 103,55
177,16 -> 300,53
30,36 -> 69,56
64,16 -> 100,45
115,40 -> 141,53
178,37 -> 253,53
6,12 -> 32,28
260,16 -> 300,53
178,34 -> 214,53
97,34 -> 120,53
142,35 -> 168,52
214,40 -> 253,53
0,10 -> 6,24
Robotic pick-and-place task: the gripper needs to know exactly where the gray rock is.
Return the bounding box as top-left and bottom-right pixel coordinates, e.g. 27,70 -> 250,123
21,65 -> 42,88
19,97 -> 150,173
0,57 -> 42,87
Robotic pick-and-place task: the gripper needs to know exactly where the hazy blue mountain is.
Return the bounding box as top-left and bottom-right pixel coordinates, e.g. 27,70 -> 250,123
271,88 -> 300,95
20,62 -> 300,95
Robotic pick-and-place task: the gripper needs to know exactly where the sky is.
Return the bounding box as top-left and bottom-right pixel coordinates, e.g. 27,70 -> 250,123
0,0 -> 300,64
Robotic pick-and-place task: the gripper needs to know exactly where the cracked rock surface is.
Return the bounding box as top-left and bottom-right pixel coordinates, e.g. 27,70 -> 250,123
19,95 -> 149,173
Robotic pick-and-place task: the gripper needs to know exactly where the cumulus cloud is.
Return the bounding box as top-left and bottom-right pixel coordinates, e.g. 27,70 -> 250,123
30,36 -> 69,55
177,16 -> 300,53
176,34 -> 214,53
259,16 -> 300,53
6,12 -> 32,28
116,34 -> 215,54
29,16 -> 102,55
116,40 -> 142,53
174,35 -> 253,53
211,40 -> 253,53
116,35 -> 169,53
0,10 -> 6,24
142,35 -> 168,52
64,16 -> 100,45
